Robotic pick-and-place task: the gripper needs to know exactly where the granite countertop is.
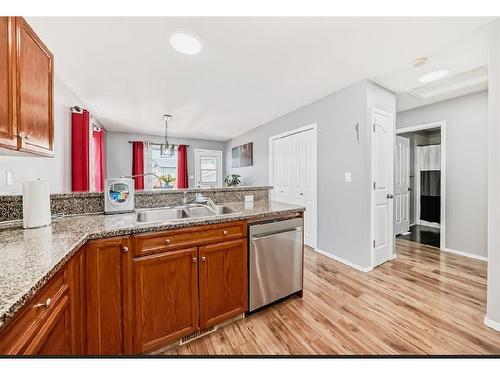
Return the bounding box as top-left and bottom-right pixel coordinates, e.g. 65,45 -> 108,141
0,200 -> 304,328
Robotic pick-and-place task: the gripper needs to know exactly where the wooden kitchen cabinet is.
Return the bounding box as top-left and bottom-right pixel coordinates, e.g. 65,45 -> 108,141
0,247 -> 85,355
0,17 -> 16,150
199,238 -> 248,328
86,237 -> 133,355
0,16 -> 54,156
133,247 -> 199,353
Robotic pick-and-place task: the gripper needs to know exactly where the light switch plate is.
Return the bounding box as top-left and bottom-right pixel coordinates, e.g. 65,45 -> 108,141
344,172 -> 352,183
6,170 -> 13,186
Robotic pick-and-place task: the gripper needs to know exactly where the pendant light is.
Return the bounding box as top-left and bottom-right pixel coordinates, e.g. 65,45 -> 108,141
160,114 -> 176,158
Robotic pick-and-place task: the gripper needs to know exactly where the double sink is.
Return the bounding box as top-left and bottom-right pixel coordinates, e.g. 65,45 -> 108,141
136,204 -> 238,223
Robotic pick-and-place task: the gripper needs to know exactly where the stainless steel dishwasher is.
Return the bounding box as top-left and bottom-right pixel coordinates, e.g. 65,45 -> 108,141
248,217 -> 304,312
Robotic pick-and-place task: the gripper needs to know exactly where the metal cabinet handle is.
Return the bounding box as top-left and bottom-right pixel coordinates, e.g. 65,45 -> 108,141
201,256 -> 206,262
34,298 -> 51,309
165,239 -> 171,245
122,246 -> 129,253
223,230 -> 228,236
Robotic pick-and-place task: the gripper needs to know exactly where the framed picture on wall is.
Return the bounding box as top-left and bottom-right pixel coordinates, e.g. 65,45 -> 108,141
232,142 -> 253,167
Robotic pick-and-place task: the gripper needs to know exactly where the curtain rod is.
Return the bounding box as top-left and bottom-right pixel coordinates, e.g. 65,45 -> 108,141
128,141 -> 189,147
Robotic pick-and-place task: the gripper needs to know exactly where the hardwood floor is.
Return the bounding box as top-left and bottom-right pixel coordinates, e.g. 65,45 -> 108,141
159,239 -> 500,355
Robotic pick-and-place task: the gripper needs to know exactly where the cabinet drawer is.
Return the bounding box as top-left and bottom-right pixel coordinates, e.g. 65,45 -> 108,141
133,221 -> 247,257
0,270 -> 67,354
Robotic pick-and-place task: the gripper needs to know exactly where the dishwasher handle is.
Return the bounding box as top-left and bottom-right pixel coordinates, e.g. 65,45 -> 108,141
251,227 -> 302,241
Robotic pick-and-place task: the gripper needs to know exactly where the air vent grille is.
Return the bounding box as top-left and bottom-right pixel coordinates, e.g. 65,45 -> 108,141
180,326 -> 217,345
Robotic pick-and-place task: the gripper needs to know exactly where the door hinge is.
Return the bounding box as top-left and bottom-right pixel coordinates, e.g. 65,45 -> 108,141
373,181 -> 376,190
373,240 -> 376,248
373,123 -> 376,131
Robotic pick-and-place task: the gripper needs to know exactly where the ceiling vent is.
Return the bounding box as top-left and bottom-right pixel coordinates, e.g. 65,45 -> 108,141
408,66 -> 488,100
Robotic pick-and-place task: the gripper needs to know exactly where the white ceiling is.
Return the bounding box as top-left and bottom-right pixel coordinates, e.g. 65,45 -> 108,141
27,17 -> 496,141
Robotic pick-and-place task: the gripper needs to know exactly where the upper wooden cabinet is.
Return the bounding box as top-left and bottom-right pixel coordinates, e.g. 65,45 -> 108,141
86,236 -> 133,355
0,16 -> 54,156
0,17 -> 16,150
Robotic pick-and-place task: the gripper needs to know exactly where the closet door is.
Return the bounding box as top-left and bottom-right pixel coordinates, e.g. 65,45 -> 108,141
272,136 -> 292,203
289,130 -> 317,247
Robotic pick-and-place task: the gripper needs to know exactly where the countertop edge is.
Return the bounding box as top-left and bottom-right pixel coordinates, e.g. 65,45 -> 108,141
0,205 -> 303,329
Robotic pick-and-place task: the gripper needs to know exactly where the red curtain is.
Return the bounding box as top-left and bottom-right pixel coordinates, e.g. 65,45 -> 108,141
177,145 -> 188,188
71,109 -> 90,192
92,129 -> 105,192
132,141 -> 144,190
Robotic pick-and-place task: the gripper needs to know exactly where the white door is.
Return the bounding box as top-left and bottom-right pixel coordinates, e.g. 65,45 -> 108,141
289,130 -> 317,248
394,136 -> 410,235
270,126 -> 317,248
194,149 -> 223,188
372,109 -> 394,267
272,136 -> 293,203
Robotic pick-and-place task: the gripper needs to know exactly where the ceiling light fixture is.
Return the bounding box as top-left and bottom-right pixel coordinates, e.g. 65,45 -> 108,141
169,32 -> 202,55
418,70 -> 450,83
413,57 -> 428,67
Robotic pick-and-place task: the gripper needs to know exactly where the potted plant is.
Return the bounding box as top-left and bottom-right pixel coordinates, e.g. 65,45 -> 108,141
224,174 -> 241,187
160,174 -> 176,189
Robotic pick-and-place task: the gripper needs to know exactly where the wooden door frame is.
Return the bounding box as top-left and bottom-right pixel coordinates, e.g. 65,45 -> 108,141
371,107 -> 396,268
268,123 -> 318,249
396,120 -> 446,251
194,149 -> 223,188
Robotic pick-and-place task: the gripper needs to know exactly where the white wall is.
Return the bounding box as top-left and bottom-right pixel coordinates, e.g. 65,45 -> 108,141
225,79 -> 395,269
397,90 -> 488,258
106,132 -> 226,188
0,75 -> 80,194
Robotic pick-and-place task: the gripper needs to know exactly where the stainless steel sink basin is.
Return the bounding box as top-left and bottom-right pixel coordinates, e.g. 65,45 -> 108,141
184,205 -> 216,217
135,204 -> 237,223
136,207 -> 189,222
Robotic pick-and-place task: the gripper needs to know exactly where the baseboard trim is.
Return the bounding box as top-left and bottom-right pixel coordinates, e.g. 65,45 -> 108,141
314,248 -> 373,273
484,316 -> 500,332
441,247 -> 487,262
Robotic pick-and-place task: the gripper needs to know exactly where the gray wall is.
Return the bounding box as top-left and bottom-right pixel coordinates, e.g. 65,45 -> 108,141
106,132 -> 226,188
225,79 -> 395,268
0,76 -> 81,194
397,90 -> 488,257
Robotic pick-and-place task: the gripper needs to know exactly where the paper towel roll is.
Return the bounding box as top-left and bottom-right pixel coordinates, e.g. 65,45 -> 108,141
22,180 -> 51,229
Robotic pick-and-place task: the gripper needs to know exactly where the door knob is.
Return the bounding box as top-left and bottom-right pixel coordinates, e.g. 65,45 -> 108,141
201,256 -> 206,262
386,194 -> 394,199
192,257 -> 197,263
299,192 -> 304,196
408,187 -> 413,191
121,246 -> 129,253
223,230 -> 228,236
165,239 -> 171,245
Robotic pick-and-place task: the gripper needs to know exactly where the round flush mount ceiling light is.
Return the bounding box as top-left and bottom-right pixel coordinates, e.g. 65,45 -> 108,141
169,32 -> 202,55
418,70 -> 450,83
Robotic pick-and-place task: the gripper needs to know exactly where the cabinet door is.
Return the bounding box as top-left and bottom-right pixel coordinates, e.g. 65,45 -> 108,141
23,294 -> 72,355
133,247 -> 199,353
0,17 -> 16,149
15,17 -> 54,156
199,239 -> 248,328
86,237 -> 133,355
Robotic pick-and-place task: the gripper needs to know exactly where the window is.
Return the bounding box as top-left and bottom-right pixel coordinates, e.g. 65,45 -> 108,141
151,145 -> 177,188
